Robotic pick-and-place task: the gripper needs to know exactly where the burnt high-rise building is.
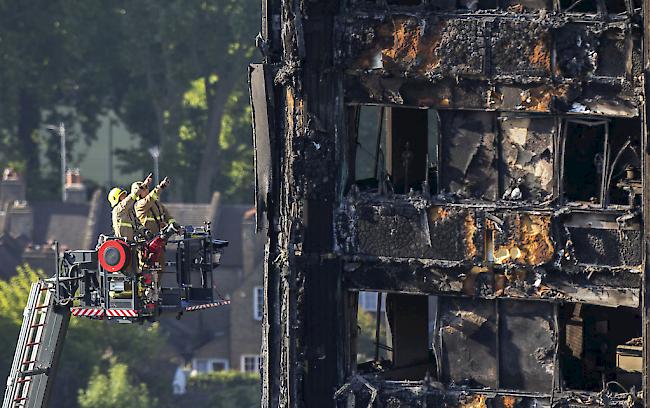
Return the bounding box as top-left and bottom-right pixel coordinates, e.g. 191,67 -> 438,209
249,0 -> 650,406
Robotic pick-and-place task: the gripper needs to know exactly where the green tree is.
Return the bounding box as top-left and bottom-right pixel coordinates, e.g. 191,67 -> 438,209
356,308 -> 388,363
188,370 -> 260,408
111,0 -> 258,203
0,265 -> 44,377
78,360 -> 157,408
0,0 -> 258,203
0,1 -> 114,199
52,319 -> 174,407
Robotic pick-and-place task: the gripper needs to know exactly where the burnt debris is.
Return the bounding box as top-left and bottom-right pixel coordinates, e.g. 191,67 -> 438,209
250,0 -> 649,406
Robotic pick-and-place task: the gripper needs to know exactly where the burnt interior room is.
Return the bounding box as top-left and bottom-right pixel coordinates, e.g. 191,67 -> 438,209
353,291 -> 436,380
559,303 -> 642,392
350,106 -> 438,195
562,117 -> 641,207
350,108 -> 642,205
352,292 -> 643,394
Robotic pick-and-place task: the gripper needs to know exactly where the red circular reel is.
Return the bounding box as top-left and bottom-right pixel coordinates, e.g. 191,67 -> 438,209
98,239 -> 131,272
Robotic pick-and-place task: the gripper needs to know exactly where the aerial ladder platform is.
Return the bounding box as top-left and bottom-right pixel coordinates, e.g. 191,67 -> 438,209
2,223 -> 229,408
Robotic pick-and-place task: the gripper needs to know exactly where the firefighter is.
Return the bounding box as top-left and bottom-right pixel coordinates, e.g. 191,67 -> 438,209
108,173 -> 152,240
133,176 -> 179,236
133,177 -> 177,293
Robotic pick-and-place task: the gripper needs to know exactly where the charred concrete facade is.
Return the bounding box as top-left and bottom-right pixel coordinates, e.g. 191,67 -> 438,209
250,0 -> 650,406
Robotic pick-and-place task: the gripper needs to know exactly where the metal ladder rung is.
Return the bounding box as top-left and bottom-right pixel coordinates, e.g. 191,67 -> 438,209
3,281 -> 64,408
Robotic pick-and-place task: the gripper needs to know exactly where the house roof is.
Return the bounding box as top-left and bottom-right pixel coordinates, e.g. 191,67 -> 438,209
30,202 -> 90,251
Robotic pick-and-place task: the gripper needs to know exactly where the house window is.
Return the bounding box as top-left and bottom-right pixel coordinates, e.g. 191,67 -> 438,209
241,355 -> 261,373
194,359 -> 209,373
253,286 -> 263,321
192,358 -> 229,374
212,360 -> 228,372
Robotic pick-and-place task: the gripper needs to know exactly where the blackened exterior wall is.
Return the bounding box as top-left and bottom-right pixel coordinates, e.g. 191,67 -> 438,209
251,0 -> 649,406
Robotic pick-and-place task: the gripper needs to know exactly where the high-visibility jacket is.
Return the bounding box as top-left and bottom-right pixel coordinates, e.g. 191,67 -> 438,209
134,186 -> 177,235
111,192 -> 140,241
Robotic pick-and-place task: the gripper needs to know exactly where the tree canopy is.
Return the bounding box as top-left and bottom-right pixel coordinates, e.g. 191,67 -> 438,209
78,360 -> 156,408
0,0 -> 258,203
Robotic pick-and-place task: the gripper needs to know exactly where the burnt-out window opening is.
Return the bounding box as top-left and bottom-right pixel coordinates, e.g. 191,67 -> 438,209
606,118 -> 641,206
562,118 -> 641,207
352,106 -> 439,194
353,105 -> 387,188
388,108 -> 431,194
560,0 -> 600,12
354,291 -> 392,366
596,29 -> 628,76
353,292 -> 437,381
562,120 -> 608,204
559,303 -> 642,392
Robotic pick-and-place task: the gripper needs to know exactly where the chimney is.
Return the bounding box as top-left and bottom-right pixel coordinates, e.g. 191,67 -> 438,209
0,167 -> 26,207
64,168 -> 87,203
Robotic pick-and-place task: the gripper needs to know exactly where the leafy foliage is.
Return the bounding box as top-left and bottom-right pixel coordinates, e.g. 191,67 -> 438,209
356,308 -> 388,363
0,264 -> 44,324
0,265 -> 44,378
78,360 -> 157,408
187,371 -> 261,408
0,0 -> 258,203
52,319 -> 174,407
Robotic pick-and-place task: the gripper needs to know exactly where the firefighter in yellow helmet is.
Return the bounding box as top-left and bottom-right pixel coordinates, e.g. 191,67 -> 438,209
108,173 -> 152,240
133,176 -> 178,236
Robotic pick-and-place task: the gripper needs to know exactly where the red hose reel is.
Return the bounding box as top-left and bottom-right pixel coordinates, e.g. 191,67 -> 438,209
98,239 -> 131,272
